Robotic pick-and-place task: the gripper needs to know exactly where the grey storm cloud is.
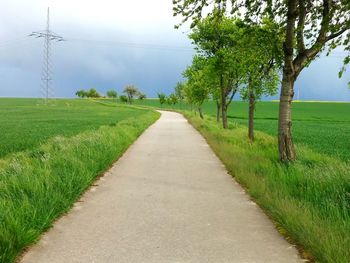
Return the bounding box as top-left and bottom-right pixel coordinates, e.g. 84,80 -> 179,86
0,0 -> 349,100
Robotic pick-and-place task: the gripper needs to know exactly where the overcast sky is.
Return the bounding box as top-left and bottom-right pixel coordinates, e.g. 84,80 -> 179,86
0,0 -> 349,100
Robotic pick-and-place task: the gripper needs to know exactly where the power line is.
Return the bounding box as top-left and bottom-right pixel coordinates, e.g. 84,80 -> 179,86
28,7 -> 64,103
64,37 -> 194,52
0,36 -> 31,49
0,33 -> 347,56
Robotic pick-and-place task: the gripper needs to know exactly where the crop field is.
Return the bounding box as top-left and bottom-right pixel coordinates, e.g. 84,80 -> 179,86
1,97 -> 349,262
0,98 -> 149,158
0,98 -> 159,263
132,99 -> 350,161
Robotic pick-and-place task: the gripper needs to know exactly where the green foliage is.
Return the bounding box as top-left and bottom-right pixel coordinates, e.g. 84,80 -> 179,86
86,88 -> 101,98
157,92 -> 167,105
166,96 -> 172,105
174,81 -> 185,101
119,95 -> 128,103
75,90 -> 87,98
75,89 -> 100,98
168,93 -> 179,105
183,56 -> 210,109
106,89 -> 118,99
173,0 -> 350,88
188,15 -> 258,125
185,112 -> 350,263
123,85 -> 139,104
0,99 -> 159,263
189,15 -> 283,104
138,93 -> 146,100
189,16 -> 250,101
238,20 -> 282,101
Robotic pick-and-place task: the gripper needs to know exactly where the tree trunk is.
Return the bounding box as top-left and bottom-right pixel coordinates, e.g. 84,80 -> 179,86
248,91 -> 255,141
278,0 -> 297,162
216,101 -> 221,122
220,76 -> 228,129
278,70 -> 296,161
221,98 -> 228,129
198,107 -> 204,119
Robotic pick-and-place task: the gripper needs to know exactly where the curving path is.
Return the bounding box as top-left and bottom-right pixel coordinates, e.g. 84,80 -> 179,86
21,111 -> 302,263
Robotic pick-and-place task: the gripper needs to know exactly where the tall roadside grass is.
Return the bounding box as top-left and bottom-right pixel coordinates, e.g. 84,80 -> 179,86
184,112 -> 350,263
0,110 -> 160,263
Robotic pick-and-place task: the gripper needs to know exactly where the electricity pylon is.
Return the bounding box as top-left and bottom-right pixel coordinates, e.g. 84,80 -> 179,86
29,7 -> 64,103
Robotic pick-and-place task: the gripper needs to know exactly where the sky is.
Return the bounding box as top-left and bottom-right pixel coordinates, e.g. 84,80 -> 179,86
0,0 -> 349,101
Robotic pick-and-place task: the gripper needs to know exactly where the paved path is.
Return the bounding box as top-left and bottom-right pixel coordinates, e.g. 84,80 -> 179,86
21,111 -> 302,263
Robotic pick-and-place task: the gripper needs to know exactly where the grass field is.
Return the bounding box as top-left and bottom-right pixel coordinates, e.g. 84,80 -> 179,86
0,98 -> 148,158
0,98 -> 159,263
1,98 -> 349,262
132,99 -> 350,161
185,112 -> 350,263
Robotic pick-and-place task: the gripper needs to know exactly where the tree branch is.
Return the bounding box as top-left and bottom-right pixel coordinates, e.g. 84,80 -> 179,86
326,26 -> 350,41
293,0 -> 332,75
296,0 -> 307,53
226,86 -> 237,107
314,0 -> 331,45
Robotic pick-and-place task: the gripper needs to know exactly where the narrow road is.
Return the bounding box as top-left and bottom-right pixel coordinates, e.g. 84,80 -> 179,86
21,111 -> 302,263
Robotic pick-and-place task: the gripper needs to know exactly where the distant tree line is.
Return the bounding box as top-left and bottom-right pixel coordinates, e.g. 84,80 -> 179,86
75,85 -> 146,104
75,88 -> 102,98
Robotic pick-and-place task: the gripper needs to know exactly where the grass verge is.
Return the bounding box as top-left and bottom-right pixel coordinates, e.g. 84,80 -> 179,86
131,99 -> 350,161
0,109 -> 160,263
184,112 -> 350,263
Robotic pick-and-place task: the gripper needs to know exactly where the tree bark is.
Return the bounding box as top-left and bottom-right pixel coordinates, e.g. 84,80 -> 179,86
220,75 -> 228,129
221,92 -> 228,129
221,103 -> 228,129
216,101 -> 221,122
248,91 -> 255,141
278,70 -> 296,161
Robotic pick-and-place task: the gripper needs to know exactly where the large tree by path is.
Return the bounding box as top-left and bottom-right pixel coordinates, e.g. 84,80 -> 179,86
173,0 -> 350,161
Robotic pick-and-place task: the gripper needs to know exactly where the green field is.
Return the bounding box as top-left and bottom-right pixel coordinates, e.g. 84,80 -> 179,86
132,99 -> 350,161
0,98 -> 150,158
0,98 -> 159,263
1,98 -> 349,262
185,112 -> 350,263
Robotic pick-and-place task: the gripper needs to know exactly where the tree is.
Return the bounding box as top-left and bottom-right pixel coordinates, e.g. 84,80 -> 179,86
166,96 -> 173,105
239,20 -> 283,141
241,71 -> 280,140
211,85 -> 221,123
138,93 -> 146,100
106,90 -> 118,99
119,95 -> 128,103
123,85 -> 139,104
75,90 -> 87,98
174,82 -> 185,101
183,57 -> 210,119
86,88 -> 100,98
157,93 -> 167,106
189,16 -> 249,128
169,93 -> 179,105
174,0 -> 350,161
